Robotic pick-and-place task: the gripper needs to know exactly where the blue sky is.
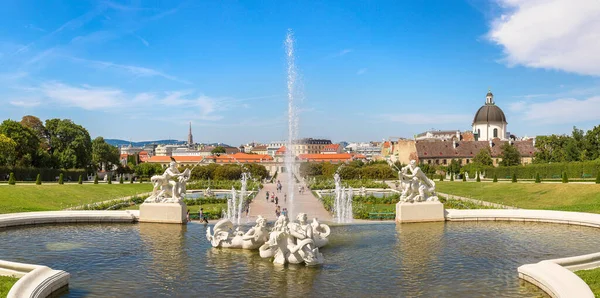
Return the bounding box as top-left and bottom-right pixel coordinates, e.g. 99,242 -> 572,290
1,0 -> 600,145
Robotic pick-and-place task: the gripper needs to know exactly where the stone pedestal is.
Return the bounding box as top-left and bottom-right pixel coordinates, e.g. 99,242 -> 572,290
396,201 -> 445,223
139,201 -> 187,224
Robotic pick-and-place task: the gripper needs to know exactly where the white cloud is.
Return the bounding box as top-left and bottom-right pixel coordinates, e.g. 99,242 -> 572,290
357,68 -> 367,75
70,57 -> 190,84
40,82 -> 123,110
508,101 -> 527,111
9,100 -> 41,107
337,49 -> 352,56
25,24 -> 45,32
519,96 -> 600,123
381,113 -> 471,125
135,35 -> 150,47
488,0 -> 600,76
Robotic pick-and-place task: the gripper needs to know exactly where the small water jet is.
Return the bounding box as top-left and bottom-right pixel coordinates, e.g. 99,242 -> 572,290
333,171 -> 353,223
285,28 -> 299,218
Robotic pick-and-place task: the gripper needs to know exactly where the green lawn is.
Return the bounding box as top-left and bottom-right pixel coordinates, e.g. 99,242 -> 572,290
436,181 -> 600,213
124,203 -> 226,220
576,267 -> 600,298
0,184 -> 152,214
0,275 -> 18,297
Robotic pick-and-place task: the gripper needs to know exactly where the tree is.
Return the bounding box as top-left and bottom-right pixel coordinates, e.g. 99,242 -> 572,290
500,143 -> 522,166
45,119 -> 92,169
107,174 -> 112,184
462,174 -> 466,182
92,137 -> 120,171
94,174 -> 99,184
535,173 -> 541,183
8,172 -> 15,185
58,173 -> 64,184
20,115 -> 48,149
0,134 -> 17,166
130,176 -> 134,183
473,148 -> 493,167
476,172 -> 480,182
439,174 -> 444,182
596,172 -> 600,184
119,175 -> 124,184
36,174 -> 41,185
0,119 -> 40,167
562,172 -> 568,183
493,173 -> 498,182
447,159 -> 461,175
512,173 -> 517,183
78,175 -> 83,184
585,125 -> 600,161
211,146 -> 226,155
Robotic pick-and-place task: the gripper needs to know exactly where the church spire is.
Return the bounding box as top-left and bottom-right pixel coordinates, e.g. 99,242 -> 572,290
187,122 -> 194,147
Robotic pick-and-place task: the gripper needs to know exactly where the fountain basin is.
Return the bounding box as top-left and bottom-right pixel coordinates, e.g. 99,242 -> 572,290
2,211 -> 600,297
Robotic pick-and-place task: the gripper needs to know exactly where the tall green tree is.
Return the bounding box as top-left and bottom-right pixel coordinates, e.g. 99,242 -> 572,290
447,159 -> 462,174
45,119 -> 92,169
473,147 -> 494,167
0,119 -> 40,166
0,134 -> 17,166
20,115 -> 48,148
500,143 -> 522,166
91,137 -> 120,171
211,146 -> 226,154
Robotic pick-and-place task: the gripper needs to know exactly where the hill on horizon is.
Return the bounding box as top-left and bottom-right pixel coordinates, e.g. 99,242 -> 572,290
105,139 -> 232,148
105,139 -> 186,147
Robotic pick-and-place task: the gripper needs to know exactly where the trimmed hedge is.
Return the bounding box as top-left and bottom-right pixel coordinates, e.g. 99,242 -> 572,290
0,167 -> 87,182
462,161 -> 600,179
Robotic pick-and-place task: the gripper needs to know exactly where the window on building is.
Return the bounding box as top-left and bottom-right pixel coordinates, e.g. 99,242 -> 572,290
466,159 -> 470,164
493,128 -> 498,138
443,159 -> 447,165
427,160 -> 431,164
477,129 -> 480,137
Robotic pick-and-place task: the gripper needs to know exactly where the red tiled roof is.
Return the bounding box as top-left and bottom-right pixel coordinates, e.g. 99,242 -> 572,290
382,141 -> 390,148
275,146 -> 286,154
322,144 -> 340,151
147,156 -> 204,163
207,153 -> 273,163
139,151 -> 148,155
415,139 -> 536,159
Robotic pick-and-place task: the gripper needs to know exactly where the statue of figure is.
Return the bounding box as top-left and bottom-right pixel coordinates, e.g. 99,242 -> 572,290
398,160 -> 438,202
258,213 -> 325,266
311,218 -> 330,247
145,160 -> 191,203
334,172 -> 341,186
206,216 -> 269,249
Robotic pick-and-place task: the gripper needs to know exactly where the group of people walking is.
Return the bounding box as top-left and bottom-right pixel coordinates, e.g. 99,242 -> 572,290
266,180 -> 289,219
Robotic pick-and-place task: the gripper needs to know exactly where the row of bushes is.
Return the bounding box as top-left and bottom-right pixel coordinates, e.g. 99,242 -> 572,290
308,178 -> 389,190
0,167 -> 88,181
459,161 -> 600,179
186,180 -> 263,190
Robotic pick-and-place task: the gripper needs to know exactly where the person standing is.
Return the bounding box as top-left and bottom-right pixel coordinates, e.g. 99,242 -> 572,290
275,196 -> 279,205
266,191 -> 269,201
284,194 -> 287,202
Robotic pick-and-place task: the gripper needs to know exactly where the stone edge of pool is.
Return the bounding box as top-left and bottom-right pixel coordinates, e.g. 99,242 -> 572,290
1,209 -> 599,298
0,210 -> 138,298
446,209 -> 600,298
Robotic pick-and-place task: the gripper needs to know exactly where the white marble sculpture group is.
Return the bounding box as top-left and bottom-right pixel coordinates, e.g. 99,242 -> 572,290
145,160 -> 191,203
206,213 -> 330,266
398,160 -> 439,203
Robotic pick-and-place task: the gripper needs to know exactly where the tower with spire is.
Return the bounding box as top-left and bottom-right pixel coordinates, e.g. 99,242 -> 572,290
187,122 -> 194,147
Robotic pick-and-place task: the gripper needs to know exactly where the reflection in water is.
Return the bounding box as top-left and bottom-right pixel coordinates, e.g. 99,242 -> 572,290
0,222 -> 599,297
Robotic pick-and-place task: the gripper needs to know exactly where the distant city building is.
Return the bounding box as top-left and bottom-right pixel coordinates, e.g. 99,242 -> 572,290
415,130 -> 461,141
345,142 -> 382,158
172,147 -> 202,156
120,144 -> 143,156
321,144 -> 342,154
251,145 -> 269,155
155,144 -> 187,156
268,138 -> 333,156
142,144 -> 158,157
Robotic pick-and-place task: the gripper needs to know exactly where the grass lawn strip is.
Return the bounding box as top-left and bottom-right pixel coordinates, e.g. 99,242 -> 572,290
575,267 -> 600,298
436,182 -> 600,213
0,184 -> 152,214
0,275 -> 19,297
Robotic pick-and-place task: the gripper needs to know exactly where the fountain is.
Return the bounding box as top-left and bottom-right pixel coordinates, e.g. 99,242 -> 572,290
285,29 -> 299,219
333,172 -> 353,223
225,172 -> 250,225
